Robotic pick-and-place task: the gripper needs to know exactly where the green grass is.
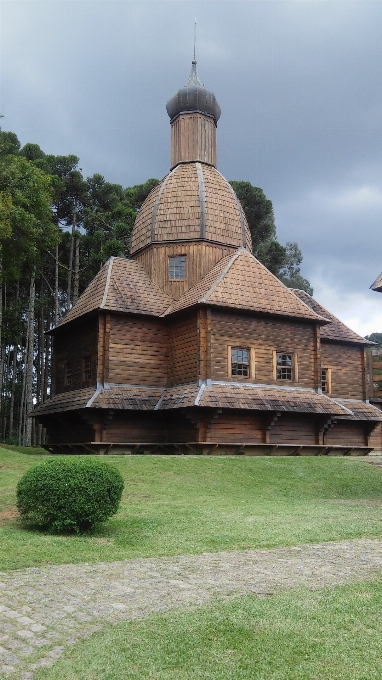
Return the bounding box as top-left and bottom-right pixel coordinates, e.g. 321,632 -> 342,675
35,577 -> 382,679
1,447 -> 382,571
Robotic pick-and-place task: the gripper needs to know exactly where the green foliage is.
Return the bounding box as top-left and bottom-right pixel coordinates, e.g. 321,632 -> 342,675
279,242 -> 314,295
0,152 -> 57,279
16,457 -> 124,533
230,180 -> 312,293
36,579 -> 382,680
3,452 -> 382,570
0,131 -> 21,157
365,333 -> 382,347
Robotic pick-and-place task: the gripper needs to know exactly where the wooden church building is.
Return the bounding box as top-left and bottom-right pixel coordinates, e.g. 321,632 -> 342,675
34,61 -> 382,454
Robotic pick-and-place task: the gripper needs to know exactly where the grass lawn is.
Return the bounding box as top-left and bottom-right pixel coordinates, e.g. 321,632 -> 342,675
1,447 -> 382,571
35,577 -> 382,680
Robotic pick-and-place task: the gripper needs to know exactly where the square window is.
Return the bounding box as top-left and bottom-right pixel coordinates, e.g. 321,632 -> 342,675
276,353 -> 293,380
231,348 -> 249,377
169,256 -> 186,281
83,356 -> 91,382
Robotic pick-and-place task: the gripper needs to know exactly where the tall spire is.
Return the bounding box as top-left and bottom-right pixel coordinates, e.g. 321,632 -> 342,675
166,55 -> 221,169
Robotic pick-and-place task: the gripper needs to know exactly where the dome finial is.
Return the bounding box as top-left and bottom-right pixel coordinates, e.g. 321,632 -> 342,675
194,18 -> 196,62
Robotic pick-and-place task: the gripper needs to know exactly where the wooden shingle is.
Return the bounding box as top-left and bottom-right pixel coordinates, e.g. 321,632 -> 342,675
54,257 -> 174,329
292,289 -> 372,344
165,250 -> 328,322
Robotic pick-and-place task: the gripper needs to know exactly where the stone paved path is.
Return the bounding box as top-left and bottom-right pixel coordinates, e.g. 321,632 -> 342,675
1,538 -> 382,679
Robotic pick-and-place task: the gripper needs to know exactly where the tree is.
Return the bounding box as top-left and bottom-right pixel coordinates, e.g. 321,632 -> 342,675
230,180 -> 312,293
365,333 -> 382,348
278,242 -> 313,295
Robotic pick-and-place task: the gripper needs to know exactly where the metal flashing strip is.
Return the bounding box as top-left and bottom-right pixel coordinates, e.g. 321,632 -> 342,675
199,251 -> 242,303
151,171 -> 173,242
194,381 -> 206,405
85,385 -> 104,408
100,257 -> 114,309
196,162 -> 206,238
154,391 -> 167,410
211,380 -> 317,393
105,382 -> 167,390
325,397 -> 354,416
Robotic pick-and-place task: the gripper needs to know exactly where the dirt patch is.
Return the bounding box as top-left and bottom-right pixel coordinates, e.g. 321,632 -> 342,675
0,508 -> 19,525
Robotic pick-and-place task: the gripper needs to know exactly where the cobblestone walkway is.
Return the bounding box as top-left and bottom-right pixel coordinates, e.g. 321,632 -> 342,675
1,538 -> 382,679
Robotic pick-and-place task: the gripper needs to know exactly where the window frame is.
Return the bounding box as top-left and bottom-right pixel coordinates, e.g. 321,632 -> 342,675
321,367 -> 332,394
169,255 -> 186,281
228,345 -> 255,380
273,351 -> 298,382
82,355 -> 92,383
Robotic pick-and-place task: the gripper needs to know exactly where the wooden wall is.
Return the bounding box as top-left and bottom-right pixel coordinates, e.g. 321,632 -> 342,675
101,412 -> 167,443
210,311 -> 317,388
206,412 -> 264,443
324,421 -> 366,446
107,315 -> 169,386
171,113 -> 216,168
134,242 -> 234,299
169,314 -> 199,385
269,415 -> 317,445
321,342 -> 365,399
369,422 -> 382,449
53,318 -> 98,395
44,413 -> 94,444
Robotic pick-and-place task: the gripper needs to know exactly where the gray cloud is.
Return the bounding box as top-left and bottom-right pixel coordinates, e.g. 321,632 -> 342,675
1,0 -> 381,332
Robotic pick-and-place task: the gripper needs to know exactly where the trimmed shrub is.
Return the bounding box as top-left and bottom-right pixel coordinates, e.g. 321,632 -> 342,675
17,458 -> 124,533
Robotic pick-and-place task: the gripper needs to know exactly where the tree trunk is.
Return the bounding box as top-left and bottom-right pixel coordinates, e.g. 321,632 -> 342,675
0,258 -> 3,417
55,240 -> 59,325
9,283 -> 19,439
25,270 -> 35,446
66,201 -> 77,311
73,235 -> 80,305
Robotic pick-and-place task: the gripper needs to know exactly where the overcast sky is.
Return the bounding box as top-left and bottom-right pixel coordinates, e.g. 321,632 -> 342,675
1,0 -> 381,336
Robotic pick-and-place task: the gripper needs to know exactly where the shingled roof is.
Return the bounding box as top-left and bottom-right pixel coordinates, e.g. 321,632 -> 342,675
164,249 -> 328,322
371,272 -> 382,293
333,399 -> 382,422
34,382 -> 379,420
55,257 -> 173,329
292,289 -> 372,344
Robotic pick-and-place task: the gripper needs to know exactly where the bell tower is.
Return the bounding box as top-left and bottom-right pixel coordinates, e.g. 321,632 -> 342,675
166,61 -> 221,169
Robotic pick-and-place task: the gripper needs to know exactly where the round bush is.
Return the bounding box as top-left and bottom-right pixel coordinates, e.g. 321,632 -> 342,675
17,458 -> 124,533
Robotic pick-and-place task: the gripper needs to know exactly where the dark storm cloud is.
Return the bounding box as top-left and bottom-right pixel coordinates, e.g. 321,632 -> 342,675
1,0 -> 381,333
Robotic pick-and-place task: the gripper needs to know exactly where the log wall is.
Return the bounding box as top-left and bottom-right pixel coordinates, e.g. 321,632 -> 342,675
324,421 -> 366,446
53,318 -> 98,395
210,311 -> 317,387
169,313 -> 199,385
107,315 -> 169,386
269,415 -> 317,445
206,412 -> 264,443
102,412 -> 167,443
321,342 -> 365,399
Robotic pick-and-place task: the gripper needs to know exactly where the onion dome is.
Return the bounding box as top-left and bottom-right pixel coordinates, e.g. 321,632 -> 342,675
130,162 -> 252,255
166,61 -> 221,124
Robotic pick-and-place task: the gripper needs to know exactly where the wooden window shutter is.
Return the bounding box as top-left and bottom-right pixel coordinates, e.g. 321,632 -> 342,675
294,353 -> 299,383
227,345 -> 232,377
272,350 -> 277,381
250,348 -> 256,380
